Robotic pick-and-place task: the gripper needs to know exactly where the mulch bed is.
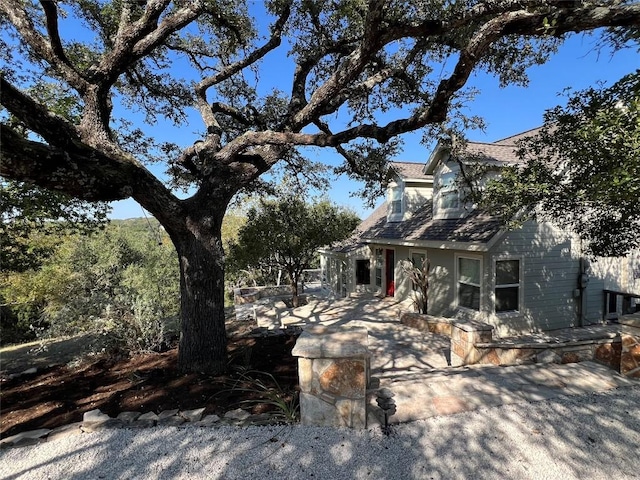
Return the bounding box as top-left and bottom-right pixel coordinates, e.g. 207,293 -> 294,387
1,333 -> 299,439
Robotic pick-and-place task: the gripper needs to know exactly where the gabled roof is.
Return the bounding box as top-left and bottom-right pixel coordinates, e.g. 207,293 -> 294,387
493,126 -> 542,145
389,161 -> 429,180
462,141 -> 523,165
425,126 -> 543,174
359,201 -> 502,248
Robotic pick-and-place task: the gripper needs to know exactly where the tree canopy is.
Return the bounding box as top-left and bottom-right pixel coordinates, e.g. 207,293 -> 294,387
478,69 -> 640,257
2,1 -> 639,372
1,180 -> 109,272
229,196 -> 360,306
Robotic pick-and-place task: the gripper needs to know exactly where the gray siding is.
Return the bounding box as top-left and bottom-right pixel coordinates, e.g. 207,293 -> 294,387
486,222 -> 580,336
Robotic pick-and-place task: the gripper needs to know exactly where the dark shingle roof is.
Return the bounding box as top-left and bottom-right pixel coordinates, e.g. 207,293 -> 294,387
389,161 -> 430,180
456,127 -> 543,166
462,142 -> 522,165
359,201 -> 502,245
493,126 -> 542,145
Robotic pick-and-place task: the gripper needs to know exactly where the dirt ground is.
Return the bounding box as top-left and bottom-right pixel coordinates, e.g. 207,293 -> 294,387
0,314 -> 299,439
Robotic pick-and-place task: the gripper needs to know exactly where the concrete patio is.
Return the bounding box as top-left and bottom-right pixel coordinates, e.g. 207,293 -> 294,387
238,288 -> 640,426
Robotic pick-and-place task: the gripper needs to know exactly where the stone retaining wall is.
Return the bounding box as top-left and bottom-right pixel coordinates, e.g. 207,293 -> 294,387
621,333 -> 640,378
399,309 -> 638,377
450,321 -> 494,367
473,338 -> 622,371
292,326 -> 370,429
399,312 -> 454,336
233,285 -> 293,305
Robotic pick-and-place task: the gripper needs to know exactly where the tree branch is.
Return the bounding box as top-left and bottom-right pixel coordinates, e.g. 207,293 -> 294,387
1,0 -> 87,92
40,0 -> 74,71
0,76 -> 82,147
0,124 -> 184,228
211,102 -> 252,126
194,1 -> 292,133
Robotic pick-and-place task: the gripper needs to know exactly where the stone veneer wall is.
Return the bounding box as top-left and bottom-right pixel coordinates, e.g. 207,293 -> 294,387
449,321 -> 495,367
401,310 -> 638,377
292,326 -> 370,429
399,312 -> 454,336
473,339 -> 622,370
233,285 -> 293,305
621,333 -> 640,378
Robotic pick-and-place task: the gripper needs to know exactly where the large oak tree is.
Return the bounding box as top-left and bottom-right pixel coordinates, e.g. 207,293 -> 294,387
2,0 -> 639,373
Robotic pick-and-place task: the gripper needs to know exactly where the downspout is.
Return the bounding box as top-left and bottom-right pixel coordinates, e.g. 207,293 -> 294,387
578,257 -> 589,327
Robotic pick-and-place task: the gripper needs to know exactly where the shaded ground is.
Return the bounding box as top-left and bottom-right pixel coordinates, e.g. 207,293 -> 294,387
0,314 -> 298,439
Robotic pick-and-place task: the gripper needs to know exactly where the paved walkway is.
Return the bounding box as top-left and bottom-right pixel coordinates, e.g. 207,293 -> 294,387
243,289 -> 640,427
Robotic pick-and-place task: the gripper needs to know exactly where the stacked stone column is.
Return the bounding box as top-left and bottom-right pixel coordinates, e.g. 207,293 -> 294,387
450,320 -> 494,367
292,326 -> 370,428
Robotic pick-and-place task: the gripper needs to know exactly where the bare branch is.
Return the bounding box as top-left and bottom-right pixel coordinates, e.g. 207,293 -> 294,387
211,102 -> 252,126
97,0 -> 190,83
0,123 -> 183,229
313,119 -> 360,172
287,39 -> 357,119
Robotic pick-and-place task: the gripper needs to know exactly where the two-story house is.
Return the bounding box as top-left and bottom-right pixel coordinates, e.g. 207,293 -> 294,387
319,128 -> 640,337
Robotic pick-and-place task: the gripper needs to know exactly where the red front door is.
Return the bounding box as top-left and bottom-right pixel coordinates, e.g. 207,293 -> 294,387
385,249 -> 395,297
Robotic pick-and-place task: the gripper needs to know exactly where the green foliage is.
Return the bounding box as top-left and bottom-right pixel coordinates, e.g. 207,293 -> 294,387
226,367 -> 299,424
479,70 -> 640,257
0,219 -> 180,350
0,180 -> 109,272
228,196 -> 360,303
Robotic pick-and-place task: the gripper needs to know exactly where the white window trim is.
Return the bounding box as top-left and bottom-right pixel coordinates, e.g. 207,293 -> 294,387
374,248 -> 384,288
434,163 -> 465,220
455,253 -> 483,312
410,250 -> 427,266
387,181 -> 404,222
492,255 -> 524,317
409,250 -> 428,291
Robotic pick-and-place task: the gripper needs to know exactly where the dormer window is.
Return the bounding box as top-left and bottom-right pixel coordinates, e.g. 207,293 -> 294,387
387,184 -> 403,222
438,171 -> 459,210
390,187 -> 402,214
434,162 -> 465,219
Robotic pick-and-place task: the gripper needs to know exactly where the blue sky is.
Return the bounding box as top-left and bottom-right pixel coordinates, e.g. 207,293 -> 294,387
109,31 -> 638,221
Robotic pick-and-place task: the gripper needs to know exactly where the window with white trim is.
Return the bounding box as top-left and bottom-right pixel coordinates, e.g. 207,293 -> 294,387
457,256 -> 481,311
437,171 -> 459,210
410,251 -> 427,291
495,259 -> 520,313
375,248 -> 383,287
387,184 -> 404,222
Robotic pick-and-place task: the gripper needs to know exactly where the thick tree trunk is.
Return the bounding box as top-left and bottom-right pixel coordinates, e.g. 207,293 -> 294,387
170,215 -> 228,374
288,269 -> 300,308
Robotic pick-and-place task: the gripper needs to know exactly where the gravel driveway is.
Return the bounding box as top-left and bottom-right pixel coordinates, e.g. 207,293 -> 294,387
1,385 -> 638,480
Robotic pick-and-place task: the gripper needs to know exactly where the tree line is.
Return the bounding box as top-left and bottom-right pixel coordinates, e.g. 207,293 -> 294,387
1,197 -> 359,348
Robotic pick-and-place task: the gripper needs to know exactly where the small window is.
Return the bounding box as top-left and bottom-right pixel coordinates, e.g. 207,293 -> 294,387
388,186 -> 403,219
375,249 -> 383,287
411,252 -> 426,268
495,259 -> 520,313
356,259 -> 371,285
410,252 -> 427,292
437,171 -> 459,210
458,256 -> 481,311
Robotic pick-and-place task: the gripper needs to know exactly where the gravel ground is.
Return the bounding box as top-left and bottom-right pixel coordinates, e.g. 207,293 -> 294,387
1,385 -> 639,480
